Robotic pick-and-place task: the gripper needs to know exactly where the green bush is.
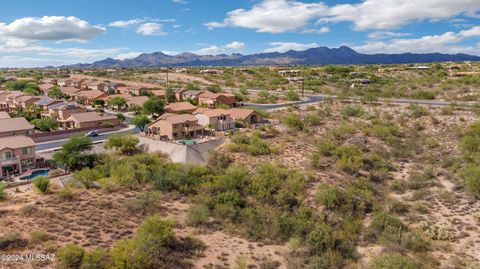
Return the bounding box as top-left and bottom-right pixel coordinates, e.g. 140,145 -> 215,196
57,244 -> 85,269
186,204 -> 209,227
460,164 -> 480,195
0,232 -> 27,250
0,182 -> 6,200
81,248 -> 112,269
341,105 -> 364,118
307,223 -> 335,254
32,176 -> 50,194
282,113 -> 304,130
371,253 -> 418,269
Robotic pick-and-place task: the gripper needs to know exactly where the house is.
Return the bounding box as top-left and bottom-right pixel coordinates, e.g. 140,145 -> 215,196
12,95 -> 42,109
105,83 -> 127,93
0,117 -> 34,138
228,108 -> 263,125
42,102 -> 86,121
174,88 -> 187,101
129,86 -> 151,96
151,90 -> 166,99
73,90 -> 107,105
180,90 -> 202,102
0,91 -> 24,111
0,111 -> 10,119
194,109 -> 235,131
57,79 -> 74,87
60,86 -> 82,97
41,78 -> 58,85
0,135 -> 36,179
86,81 -> 107,91
38,83 -> 56,94
199,69 -> 223,75
62,112 -> 118,129
165,102 -> 197,114
198,92 -> 237,108
104,94 -> 149,109
34,96 -> 63,111
146,113 -> 204,140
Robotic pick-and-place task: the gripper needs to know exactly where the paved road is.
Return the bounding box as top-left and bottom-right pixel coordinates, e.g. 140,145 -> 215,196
36,126 -> 140,152
245,93 -> 475,111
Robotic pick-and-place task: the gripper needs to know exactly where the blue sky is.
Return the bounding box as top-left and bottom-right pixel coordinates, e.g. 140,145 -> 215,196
0,0 -> 479,67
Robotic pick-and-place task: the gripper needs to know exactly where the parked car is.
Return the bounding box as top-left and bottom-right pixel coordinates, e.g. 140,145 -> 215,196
85,131 -> 98,137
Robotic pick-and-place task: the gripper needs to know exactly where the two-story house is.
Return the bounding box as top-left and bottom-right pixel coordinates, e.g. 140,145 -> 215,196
194,109 -> 235,131
0,117 -> 34,138
42,102 -> 86,121
146,113 -> 204,140
0,135 -> 36,179
198,92 -> 237,108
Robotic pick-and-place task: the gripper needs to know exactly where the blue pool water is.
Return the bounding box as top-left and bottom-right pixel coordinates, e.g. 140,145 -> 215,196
20,169 -> 50,180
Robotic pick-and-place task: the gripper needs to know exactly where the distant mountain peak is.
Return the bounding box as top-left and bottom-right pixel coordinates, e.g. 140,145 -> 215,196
60,46 -> 480,68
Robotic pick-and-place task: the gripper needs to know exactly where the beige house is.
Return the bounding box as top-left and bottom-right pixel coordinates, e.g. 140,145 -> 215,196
34,97 -> 63,111
38,83 -> 56,94
146,113 -> 204,140
12,95 -> 42,109
62,112 -> 119,129
198,92 -> 237,108
228,108 -> 263,125
0,117 -> 34,138
42,102 -> 86,121
165,102 -> 197,114
0,111 -> 10,119
0,135 -> 36,179
73,90 -> 107,105
60,86 -> 82,97
194,109 -> 235,131
57,79 -> 74,87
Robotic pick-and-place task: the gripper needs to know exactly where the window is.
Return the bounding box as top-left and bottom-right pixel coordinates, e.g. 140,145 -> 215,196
22,147 -> 31,155
4,151 -> 12,160
21,159 -> 34,168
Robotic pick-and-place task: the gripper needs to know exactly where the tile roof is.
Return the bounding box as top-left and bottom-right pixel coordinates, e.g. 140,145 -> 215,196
201,109 -> 230,117
165,102 -> 196,112
228,108 -> 256,120
60,86 -> 81,96
0,111 -> 10,119
47,102 -> 82,110
0,135 -> 35,150
38,83 -> 55,92
67,112 -> 117,123
74,90 -> 105,100
164,114 -> 198,124
0,117 -> 34,133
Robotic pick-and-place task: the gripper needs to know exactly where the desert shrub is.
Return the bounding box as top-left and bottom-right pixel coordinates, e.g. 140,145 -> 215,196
207,150 -> 233,175
309,152 -> 323,169
371,253 -> 418,269
370,212 -> 407,243
0,232 -> 28,250
407,169 -> 436,190
81,248 -> 112,269
125,191 -> 163,216
329,123 -> 355,141
30,230 -> 51,243
308,250 -> 344,269
408,104 -> 429,118
186,204 -> 209,227
33,176 -> 50,194
282,113 -> 304,130
111,239 -> 150,269
73,167 -> 103,188
0,182 -> 6,200
341,105 -> 364,118
333,145 -> 364,174
304,113 -> 322,127
57,244 -> 85,269
316,139 -> 336,156
56,188 -> 75,202
307,223 -> 335,255
412,90 -> 436,100
460,164 -> 480,195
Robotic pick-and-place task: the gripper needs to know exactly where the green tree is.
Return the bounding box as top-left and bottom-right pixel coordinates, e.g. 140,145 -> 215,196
0,182 -> 6,201
166,87 -> 176,103
372,253 -> 418,269
131,115 -> 152,132
108,96 -> 127,111
52,135 -> 95,171
105,134 -> 139,155
47,86 -> 63,98
31,118 -> 59,132
81,248 -> 112,269
143,96 -> 164,118
128,104 -> 143,114
93,99 -> 105,107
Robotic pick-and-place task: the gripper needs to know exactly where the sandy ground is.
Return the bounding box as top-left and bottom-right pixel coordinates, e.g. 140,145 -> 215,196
138,72 -> 214,85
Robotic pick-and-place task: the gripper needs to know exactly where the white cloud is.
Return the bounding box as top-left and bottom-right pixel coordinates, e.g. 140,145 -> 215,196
264,42 -> 319,53
225,41 -> 246,50
115,52 -> 142,60
0,56 -> 73,68
173,0 -> 187,4
367,31 -> 412,39
205,0 -> 328,33
354,26 -> 480,55
302,26 -> 330,34
207,0 -> 480,33
109,19 -> 142,28
194,41 -> 247,55
326,0 -> 480,30
136,23 -> 167,36
195,45 -> 224,55
0,16 -> 105,42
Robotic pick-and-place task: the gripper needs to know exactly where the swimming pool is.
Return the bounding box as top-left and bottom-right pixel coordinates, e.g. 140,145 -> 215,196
20,169 -> 50,180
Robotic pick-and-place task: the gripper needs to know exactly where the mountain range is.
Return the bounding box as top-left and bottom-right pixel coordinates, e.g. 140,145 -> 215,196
62,46 -> 480,68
